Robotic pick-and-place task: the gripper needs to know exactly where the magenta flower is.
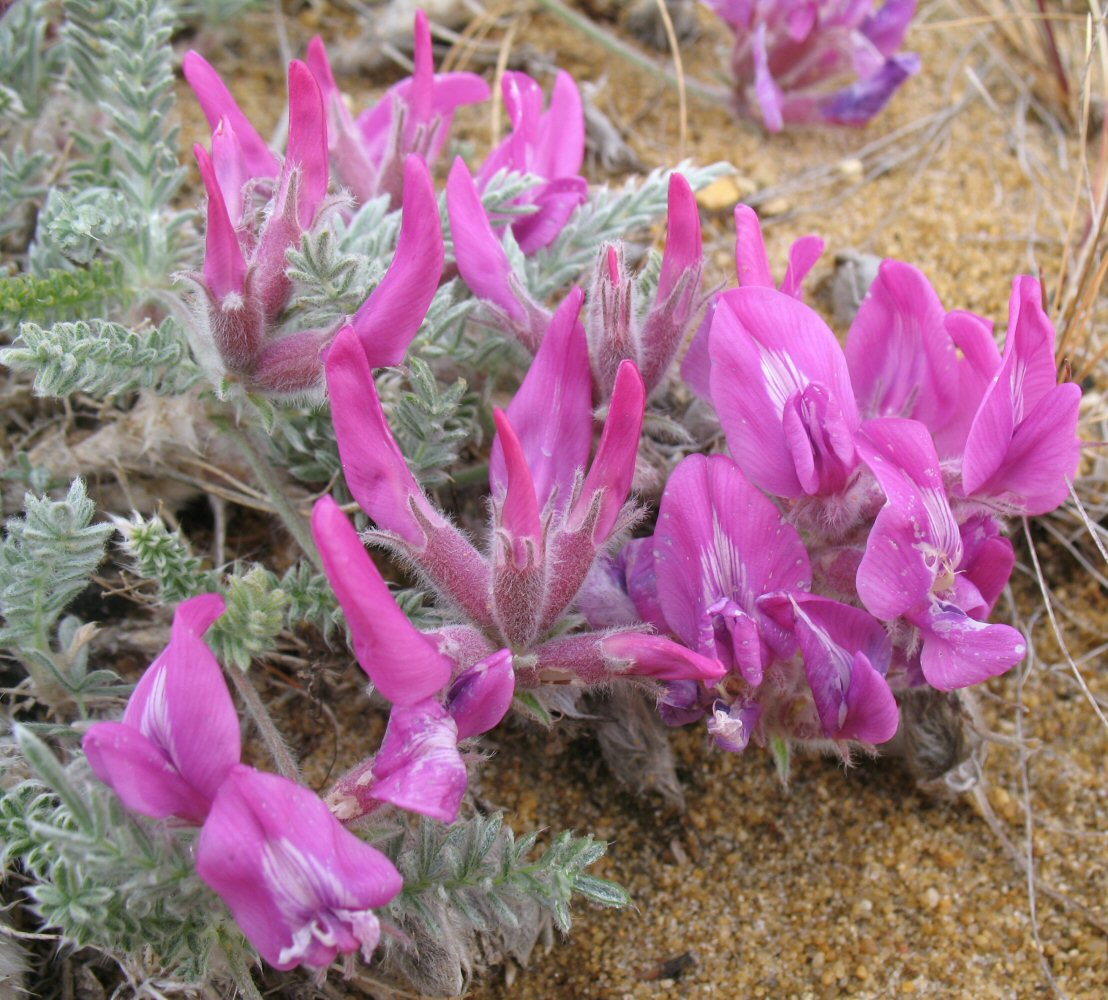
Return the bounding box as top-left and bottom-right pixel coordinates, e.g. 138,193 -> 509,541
475,70 -> 587,253
325,293 -> 723,692
960,276 -> 1082,515
708,284 -> 860,499
646,452 -> 898,748
758,592 -> 899,744
856,418 -> 1027,689
846,260 -> 958,431
184,59 -> 329,395
183,51 -> 281,184
707,0 -> 920,131
196,765 -> 403,971
447,156 -> 552,352
584,173 -> 706,399
312,496 -> 453,706
83,594 -> 239,824
187,144 -> 441,394
682,203 -> 823,397
306,12 -> 489,207
313,496 -> 512,824
653,453 -> 810,688
344,155 -> 446,369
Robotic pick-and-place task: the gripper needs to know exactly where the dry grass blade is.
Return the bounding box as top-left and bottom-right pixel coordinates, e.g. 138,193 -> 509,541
652,0 -> 687,159
966,0 -> 1074,120
1051,3 -> 1108,376
1021,516 -> 1108,734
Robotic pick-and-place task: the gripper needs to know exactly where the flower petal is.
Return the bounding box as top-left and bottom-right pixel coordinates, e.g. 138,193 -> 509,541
183,51 -> 279,179
197,765 -> 402,971
489,288 -> 592,511
654,454 -> 810,653
602,631 -> 726,682
447,156 -> 527,325
285,60 -> 329,229
490,409 -> 542,558
83,722 -> 211,823
709,285 -> 858,497
856,418 -> 958,619
912,600 -> 1026,690
351,156 -> 445,367
656,173 -> 702,302
195,144 -> 246,301
733,204 -> 774,287
577,360 -> 645,540
311,496 -> 452,704
846,259 -> 957,429
325,326 -> 440,546
444,648 -> 515,739
369,700 -> 468,823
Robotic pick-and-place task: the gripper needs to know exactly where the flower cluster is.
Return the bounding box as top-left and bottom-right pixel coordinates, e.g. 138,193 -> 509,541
181,14 -> 586,396
581,207 -> 1081,757
315,298 -> 725,733
449,165 -> 708,396
83,596 -> 404,971
705,0 -> 920,131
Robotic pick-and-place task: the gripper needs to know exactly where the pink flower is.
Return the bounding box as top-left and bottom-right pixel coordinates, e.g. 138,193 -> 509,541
475,70 -> 587,253
682,203 -> 823,397
585,174 -> 706,399
961,276 -> 1082,515
306,13 -> 489,207
646,452 -> 898,748
83,595 -> 239,824
313,497 -> 514,824
447,156 -> 552,352
708,0 -> 919,131
325,290 -> 719,692
856,418 -> 1027,689
196,765 -> 402,970
311,496 -> 453,706
709,285 -> 860,498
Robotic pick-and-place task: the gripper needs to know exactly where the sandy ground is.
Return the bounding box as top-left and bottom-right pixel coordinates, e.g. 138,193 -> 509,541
171,1 -> 1106,996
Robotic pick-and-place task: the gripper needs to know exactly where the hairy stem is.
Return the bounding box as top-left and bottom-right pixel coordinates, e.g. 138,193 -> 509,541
221,937 -> 266,1000
226,665 -> 302,784
219,419 -> 323,571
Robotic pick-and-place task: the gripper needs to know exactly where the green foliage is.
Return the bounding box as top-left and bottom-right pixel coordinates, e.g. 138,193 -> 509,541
39,0 -> 190,298
0,452 -> 55,496
410,280 -> 482,363
112,512 -> 215,605
383,359 -> 481,488
202,566 -> 288,672
285,225 -> 380,330
0,0 -> 65,121
0,148 -> 50,247
62,0 -> 183,216
4,728 -> 221,981
269,404 -> 343,484
279,560 -> 342,642
37,188 -> 135,266
0,480 -> 112,655
0,261 -> 122,330
114,511 -> 342,656
175,0 -> 264,24
391,813 -> 628,936
2,316 -> 201,398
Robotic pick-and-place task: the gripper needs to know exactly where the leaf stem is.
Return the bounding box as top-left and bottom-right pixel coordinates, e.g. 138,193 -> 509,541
219,419 -> 323,572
